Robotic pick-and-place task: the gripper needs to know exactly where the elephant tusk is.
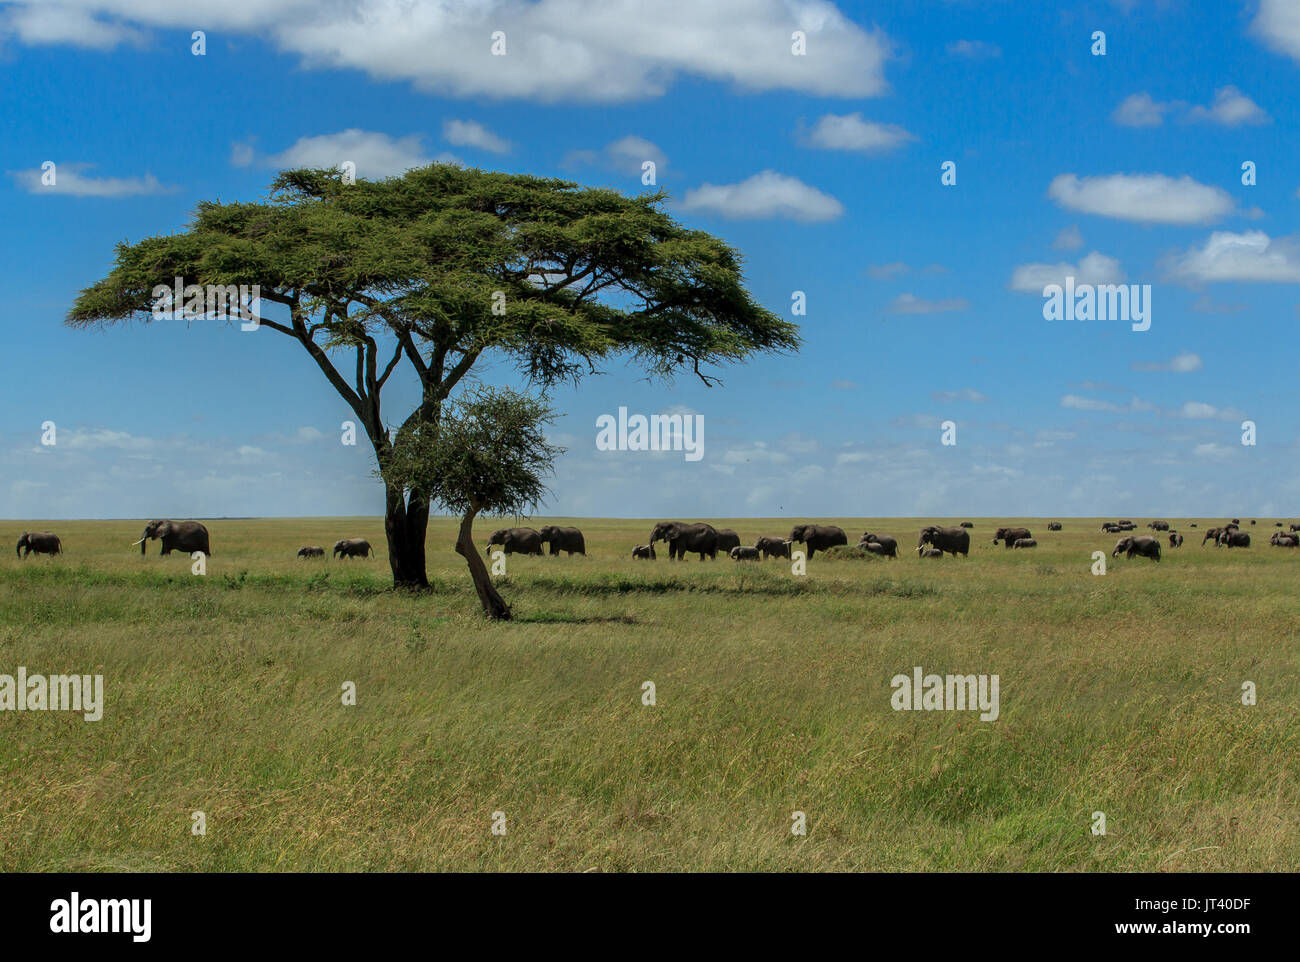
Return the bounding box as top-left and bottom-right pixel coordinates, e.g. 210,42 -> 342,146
131,538 -> 146,545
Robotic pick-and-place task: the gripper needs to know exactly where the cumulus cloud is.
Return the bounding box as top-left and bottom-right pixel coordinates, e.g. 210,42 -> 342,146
679,170 -> 843,222
1113,92 -> 1169,127
1048,173 -> 1236,225
7,162 -> 173,197
442,119 -> 510,154
1186,86 -> 1270,126
886,293 -> 970,314
232,129 -> 455,178
1009,251 -> 1125,292
4,2 -> 145,49
1252,0 -> 1300,62
565,135 -> 668,177
1163,231 -> 1300,284
1131,352 -> 1203,373
797,112 -> 915,153
2,0 -> 894,103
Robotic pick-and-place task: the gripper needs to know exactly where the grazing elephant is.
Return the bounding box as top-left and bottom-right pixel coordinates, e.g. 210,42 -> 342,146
859,533 -> 898,558
333,538 -> 373,558
918,525 -> 970,557
1202,527 -> 1225,545
631,544 -> 656,560
788,524 -> 848,559
1168,533 -> 1183,548
1250,519 -> 1256,525
1231,518 -> 1241,525
716,529 -> 742,553
1269,532 -> 1297,548
918,546 -> 944,558
485,528 -> 543,557
959,521 -> 974,528
137,520 -> 210,556
1115,536 -> 1160,561
755,536 -> 790,559
1290,524 -> 1300,532
297,545 -> 325,558
1012,538 -> 1037,548
1047,522 -> 1063,531
861,541 -> 891,556
16,532 -> 61,557
1219,530 -> 1251,548
992,526 -> 1031,547
729,545 -> 761,561
650,521 -> 719,561
538,525 -> 586,556
1147,521 -> 1169,531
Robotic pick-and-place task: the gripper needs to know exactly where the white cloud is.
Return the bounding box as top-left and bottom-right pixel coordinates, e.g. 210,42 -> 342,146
565,135 -> 668,177
1052,225 -> 1083,250
61,428 -> 155,452
1177,401 -> 1244,422
1060,394 -> 1156,414
1253,0 -> 1300,63
5,1 -> 893,103
296,426 -> 324,442
5,3 -> 145,49
798,112 -> 915,153
233,129 -> 452,178
946,39 -> 1001,59
1186,86 -> 1270,126
886,293 -> 970,314
867,262 -> 909,280
1009,251 -> 1125,292
7,162 -> 173,197
931,388 -> 987,403
1113,92 -> 1168,127
1048,173 -> 1236,225
1131,352 -> 1203,373
442,119 -> 510,154
679,170 -> 843,222
1164,231 -> 1300,284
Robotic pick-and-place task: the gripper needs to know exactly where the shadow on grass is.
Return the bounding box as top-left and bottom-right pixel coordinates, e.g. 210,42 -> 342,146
514,612 -> 642,625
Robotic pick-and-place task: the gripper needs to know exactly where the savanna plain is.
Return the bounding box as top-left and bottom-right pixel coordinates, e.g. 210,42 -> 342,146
1,517 -> 1296,872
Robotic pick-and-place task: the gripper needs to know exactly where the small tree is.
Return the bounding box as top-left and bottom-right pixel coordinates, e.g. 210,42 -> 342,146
384,386 -> 560,620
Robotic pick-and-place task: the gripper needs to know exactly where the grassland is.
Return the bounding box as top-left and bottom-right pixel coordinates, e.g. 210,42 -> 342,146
1,516 -> 1296,872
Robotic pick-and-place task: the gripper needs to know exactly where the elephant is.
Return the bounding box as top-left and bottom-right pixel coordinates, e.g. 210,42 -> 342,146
1148,521 -> 1169,531
716,529 -> 742,553
650,521 -> 719,561
729,545 -> 760,561
859,533 -> 898,558
485,528 -> 543,557
1012,538 -> 1037,548
1168,533 -> 1183,548
1290,524 -> 1300,532
297,545 -> 325,558
333,538 -> 373,558
1219,530 -> 1251,548
918,546 -> 944,558
1269,532 -> 1298,548
754,536 -> 790,559
788,524 -> 848,559
918,525 -> 970,557
959,522 -> 974,528
1114,536 -> 1160,561
136,520 -> 210,556
631,544 -> 656,560
1202,527 -> 1225,546
992,526 -> 1031,547
1101,523 -> 1122,533
538,525 -> 586,556
1250,519 -> 1257,525
1231,518 -> 1241,525
1047,522 -> 1063,531
1189,523 -> 1197,527
16,532 -> 61,557
861,541 -> 891,556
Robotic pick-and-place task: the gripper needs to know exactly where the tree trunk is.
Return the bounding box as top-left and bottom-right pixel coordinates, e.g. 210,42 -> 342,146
455,508 -> 512,620
384,484 -> 430,589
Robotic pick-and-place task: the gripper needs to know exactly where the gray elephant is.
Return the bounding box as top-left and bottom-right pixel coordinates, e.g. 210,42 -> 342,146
859,533 -> 898,558
788,524 -> 847,559
538,525 -> 586,556
1290,523 -> 1300,532
1269,532 -> 1297,548
1012,538 -> 1037,548
1201,527 -> 1226,545
729,545 -> 760,561
754,536 -> 790,559
1219,530 -> 1250,548
1168,533 -> 1183,548
918,546 -> 944,558
485,528 -> 543,556
1114,536 -> 1160,561
136,520 -> 210,556
297,545 -> 325,557
992,526 -> 1031,547
1047,522 -> 1062,531
1148,521 -> 1170,531
649,521 -> 719,561
16,532 -> 62,557
918,525 -> 970,557
960,521 -> 974,528
631,544 -> 656,560
716,529 -> 742,553
333,538 -> 372,558
861,541 -> 891,556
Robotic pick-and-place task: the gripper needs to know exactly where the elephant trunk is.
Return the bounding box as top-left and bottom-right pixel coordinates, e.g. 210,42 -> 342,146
140,531 -> 149,555
16,539 -> 24,558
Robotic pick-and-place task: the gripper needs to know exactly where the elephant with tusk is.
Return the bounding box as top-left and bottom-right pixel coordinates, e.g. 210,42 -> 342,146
137,520 -> 210,556
918,525 -> 970,557
649,521 -> 719,561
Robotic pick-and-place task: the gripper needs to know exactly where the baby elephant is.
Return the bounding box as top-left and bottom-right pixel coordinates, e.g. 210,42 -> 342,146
631,544 -> 656,560
16,532 -> 62,557
754,536 -> 791,559
297,545 -> 325,558
333,538 -> 372,558
860,541 -> 891,556
730,545 -> 761,561
1168,533 -> 1183,548
918,546 -> 944,558
1012,538 -> 1037,548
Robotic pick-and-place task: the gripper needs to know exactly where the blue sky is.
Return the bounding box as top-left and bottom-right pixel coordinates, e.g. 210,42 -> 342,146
3,0 -> 1299,520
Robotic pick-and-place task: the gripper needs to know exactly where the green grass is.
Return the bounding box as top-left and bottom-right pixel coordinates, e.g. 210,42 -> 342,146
1,516 -> 1296,871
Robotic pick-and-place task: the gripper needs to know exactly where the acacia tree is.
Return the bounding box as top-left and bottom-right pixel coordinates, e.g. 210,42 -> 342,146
67,164 -> 800,588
